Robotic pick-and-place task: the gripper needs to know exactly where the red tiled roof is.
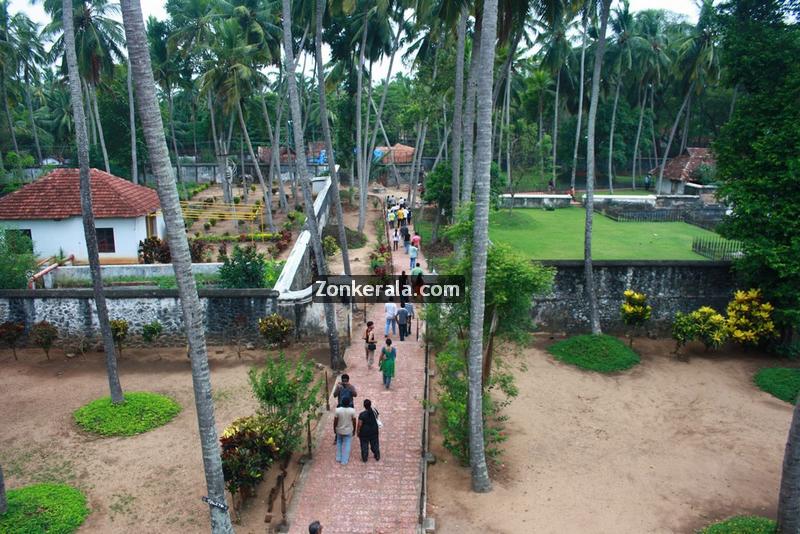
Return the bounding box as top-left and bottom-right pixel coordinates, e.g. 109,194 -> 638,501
651,147 -> 715,183
258,146 -> 296,164
378,143 -> 415,165
0,168 -> 161,220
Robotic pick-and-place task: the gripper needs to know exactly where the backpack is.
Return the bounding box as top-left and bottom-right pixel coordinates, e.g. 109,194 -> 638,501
338,385 -> 353,407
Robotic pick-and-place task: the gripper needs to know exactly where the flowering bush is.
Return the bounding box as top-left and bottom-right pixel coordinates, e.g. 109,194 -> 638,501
258,314 -> 294,345
0,321 -> 25,360
726,289 -> 776,346
620,289 -> 652,346
220,414 -> 283,495
672,312 -> 695,356
672,306 -> 728,354
323,235 -> 339,257
110,319 -> 129,356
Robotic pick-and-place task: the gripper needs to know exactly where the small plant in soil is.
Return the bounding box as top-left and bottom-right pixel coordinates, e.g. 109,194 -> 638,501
110,319 -> 129,357
142,321 -> 163,344
0,483 -> 89,533
258,314 -> 294,346
0,321 -> 25,360
30,321 -> 58,360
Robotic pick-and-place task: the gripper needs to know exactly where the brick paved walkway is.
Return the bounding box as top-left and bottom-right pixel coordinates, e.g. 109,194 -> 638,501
288,239 -> 427,534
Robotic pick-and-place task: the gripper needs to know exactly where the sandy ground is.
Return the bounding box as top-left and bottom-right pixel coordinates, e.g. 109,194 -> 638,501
0,342 -> 331,533
427,337 -> 793,534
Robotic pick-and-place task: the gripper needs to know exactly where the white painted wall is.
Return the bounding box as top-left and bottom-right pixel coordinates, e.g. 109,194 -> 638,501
1,213 -> 163,263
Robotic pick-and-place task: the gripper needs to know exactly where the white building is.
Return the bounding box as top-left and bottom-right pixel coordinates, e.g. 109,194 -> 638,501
0,168 -> 165,264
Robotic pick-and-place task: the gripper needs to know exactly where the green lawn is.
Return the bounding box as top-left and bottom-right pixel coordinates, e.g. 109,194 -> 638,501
490,208 -> 719,260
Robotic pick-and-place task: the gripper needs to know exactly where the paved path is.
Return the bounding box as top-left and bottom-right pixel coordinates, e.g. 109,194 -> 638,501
288,237 -> 427,534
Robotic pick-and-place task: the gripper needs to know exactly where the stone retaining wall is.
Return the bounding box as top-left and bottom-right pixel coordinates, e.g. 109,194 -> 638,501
499,194 -> 572,209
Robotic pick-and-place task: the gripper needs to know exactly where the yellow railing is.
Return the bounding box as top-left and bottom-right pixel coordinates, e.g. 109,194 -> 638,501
180,200 -> 264,229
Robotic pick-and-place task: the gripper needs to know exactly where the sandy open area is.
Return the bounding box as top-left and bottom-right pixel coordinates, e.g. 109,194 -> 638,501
428,337 -> 793,533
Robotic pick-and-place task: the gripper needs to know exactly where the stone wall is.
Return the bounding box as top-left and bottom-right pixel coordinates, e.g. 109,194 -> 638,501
499,194 -> 572,209
531,260 -> 734,334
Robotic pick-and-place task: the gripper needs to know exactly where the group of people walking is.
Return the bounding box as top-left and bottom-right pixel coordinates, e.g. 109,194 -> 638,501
332,374 -> 381,465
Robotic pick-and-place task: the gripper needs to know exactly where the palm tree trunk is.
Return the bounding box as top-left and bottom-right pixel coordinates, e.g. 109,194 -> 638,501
354,11 -> 368,234
650,87 -> 659,172
461,24 -> 481,204
273,101 -> 288,211
631,85 -> 646,190
607,78 -> 621,193
451,8 -> 467,213
505,70 -> 512,193
0,69 -> 19,154
24,72 -> 43,164
127,59 -> 138,184
778,402 -> 800,532
728,83 -> 739,121
538,91 -> 544,180
409,122 -> 422,198
432,126 -> 448,169
468,0 -> 498,494
570,11 -> 589,191
63,0 -> 124,405
552,70 -> 561,188
371,100 -> 403,187
584,0 -> 611,336
679,92 -> 691,154
363,61 -> 373,185
410,121 -> 427,209
282,0 -> 343,371
168,89 -> 183,194
207,93 -> 228,201
0,464 -> 5,514
657,84 -> 693,194
120,1 -> 234,531
491,33 -> 521,109
316,0 -> 351,276
237,101 -> 274,232
89,84 -> 111,173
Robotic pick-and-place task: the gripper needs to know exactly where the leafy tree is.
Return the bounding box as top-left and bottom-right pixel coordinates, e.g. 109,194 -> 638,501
0,230 -> 36,289
218,244 -> 268,288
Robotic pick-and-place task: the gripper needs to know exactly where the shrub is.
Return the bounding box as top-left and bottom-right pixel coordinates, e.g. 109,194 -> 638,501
672,312 -> 696,356
189,239 -> 208,263
0,483 -> 89,534
138,236 -> 171,264
323,225 -> 367,249
620,289 -> 652,346
726,289 -> 777,346
219,245 -> 268,288
323,235 -> 339,257
73,391 -> 181,436
30,321 -> 58,360
697,515 -> 775,534
233,196 -> 241,204
0,321 -> 25,360
754,368 -> 800,404
548,334 -> 640,373
210,218 -> 218,226
142,321 -> 163,343
220,414 -> 282,495
0,229 -> 37,289
110,319 -> 129,356
257,314 -> 294,345
203,222 -> 211,231
692,306 -> 729,351
264,259 -> 284,288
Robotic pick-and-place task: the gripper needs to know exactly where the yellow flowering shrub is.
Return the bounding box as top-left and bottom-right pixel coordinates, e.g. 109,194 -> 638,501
691,306 -> 729,351
726,289 -> 776,346
621,289 -> 652,346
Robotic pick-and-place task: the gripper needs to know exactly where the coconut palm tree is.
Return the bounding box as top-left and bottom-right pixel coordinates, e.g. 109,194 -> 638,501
451,6 -> 467,212
0,0 -> 20,155
61,0 -> 124,404
11,14 -> 45,163
568,4 -> 588,192
468,0 -> 499,494
282,0 -> 343,370
583,0 -> 611,336
127,58 -> 137,183
120,0 -> 235,531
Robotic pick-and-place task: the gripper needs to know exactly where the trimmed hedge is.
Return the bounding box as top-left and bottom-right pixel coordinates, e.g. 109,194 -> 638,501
0,483 -> 89,534
548,334 -> 640,373
754,367 -> 800,404
697,515 -> 776,534
73,391 -> 181,436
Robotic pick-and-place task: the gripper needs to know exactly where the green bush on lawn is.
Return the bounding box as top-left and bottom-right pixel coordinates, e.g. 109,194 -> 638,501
754,368 -> 800,404
548,334 -> 640,373
73,391 -> 181,436
697,515 -> 776,534
0,483 -> 89,534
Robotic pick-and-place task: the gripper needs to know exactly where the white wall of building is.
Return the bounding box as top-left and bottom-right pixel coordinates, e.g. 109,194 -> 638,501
1,213 -> 163,264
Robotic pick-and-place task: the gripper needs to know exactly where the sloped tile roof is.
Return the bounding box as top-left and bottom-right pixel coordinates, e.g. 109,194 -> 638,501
652,147 -> 715,183
0,168 -> 160,220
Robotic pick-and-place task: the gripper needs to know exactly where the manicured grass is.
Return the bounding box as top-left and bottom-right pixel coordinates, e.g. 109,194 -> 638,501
548,334 -> 641,373
73,391 -> 181,436
754,368 -> 800,404
0,483 -> 89,534
697,515 -> 776,534
490,208 -> 720,260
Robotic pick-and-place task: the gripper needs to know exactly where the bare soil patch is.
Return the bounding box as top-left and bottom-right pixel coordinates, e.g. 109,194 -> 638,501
0,342 -> 332,533
427,337 -> 793,533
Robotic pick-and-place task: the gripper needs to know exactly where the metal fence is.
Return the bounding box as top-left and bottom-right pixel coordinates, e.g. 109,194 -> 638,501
603,209 -> 686,223
692,237 -> 744,260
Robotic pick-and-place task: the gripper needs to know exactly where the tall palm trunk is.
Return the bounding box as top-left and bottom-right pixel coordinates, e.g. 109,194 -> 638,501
89,84 -> 111,172
451,8 -> 467,213
354,12 -> 368,234
207,93 -> 226,201
237,101 -> 274,231
273,100 -> 288,211
657,84 -> 693,194
409,121 -> 427,209
778,402 -> 800,532
167,89 -> 183,193
127,59 -> 138,184
570,11 -> 589,190
538,90 -> 544,179
316,0 -> 351,276
631,84 -> 646,189
468,0 -> 498,494
584,0 -> 611,336
679,92 -> 691,154
552,70 -> 561,187
607,78 -> 621,193
650,87 -> 659,174
461,24 -> 481,204
24,72 -> 43,163
505,70 -> 512,192
84,81 -> 96,147
120,1 -> 234,531
63,0 -> 124,405
0,69 -> 19,154
282,0 -> 343,371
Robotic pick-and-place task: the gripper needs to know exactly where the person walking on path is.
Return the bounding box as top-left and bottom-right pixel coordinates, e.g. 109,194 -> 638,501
409,244 -> 419,269
379,338 -> 397,389
392,228 -> 399,250
387,209 -> 396,229
333,374 -> 357,407
397,206 -> 406,227
384,298 -> 397,336
333,396 -> 357,465
404,301 -> 415,337
411,231 -> 421,249
356,399 -> 381,462
402,226 -> 411,254
309,521 -> 323,534
396,303 -> 409,342
364,322 -> 377,369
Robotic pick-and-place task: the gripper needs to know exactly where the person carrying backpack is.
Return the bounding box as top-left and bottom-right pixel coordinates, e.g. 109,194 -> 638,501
333,374 -> 357,407
333,396 -> 357,465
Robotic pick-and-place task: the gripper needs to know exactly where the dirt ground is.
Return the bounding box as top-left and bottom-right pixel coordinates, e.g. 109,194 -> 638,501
0,342 -> 332,533
427,337 -> 793,534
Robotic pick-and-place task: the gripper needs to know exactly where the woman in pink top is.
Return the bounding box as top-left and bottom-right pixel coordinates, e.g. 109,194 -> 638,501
411,232 -> 421,248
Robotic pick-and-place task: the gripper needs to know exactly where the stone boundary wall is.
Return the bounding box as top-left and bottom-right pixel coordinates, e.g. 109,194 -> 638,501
532,260 -> 735,334
49,263 -> 223,287
499,193 -> 572,209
